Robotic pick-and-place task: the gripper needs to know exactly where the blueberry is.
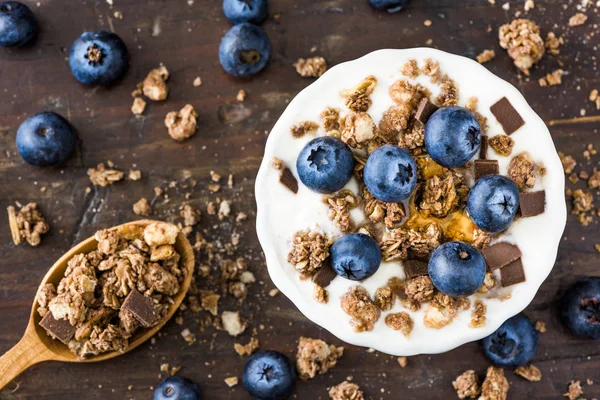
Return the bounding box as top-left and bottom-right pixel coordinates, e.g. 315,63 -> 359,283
424,106 -> 481,168
482,314 -> 538,367
0,1 -> 37,47
68,31 -> 129,86
363,145 -> 417,202
331,233 -> 382,281
243,351 -> 296,400
428,241 -> 486,297
560,277 -> 600,339
223,0 -> 268,24
154,376 -> 201,400
16,112 -> 76,167
369,0 -> 408,13
219,23 -> 270,77
296,136 -> 354,194
467,175 -> 519,233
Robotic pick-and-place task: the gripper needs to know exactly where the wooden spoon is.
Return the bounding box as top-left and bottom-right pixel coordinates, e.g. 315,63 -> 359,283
0,220 -> 195,390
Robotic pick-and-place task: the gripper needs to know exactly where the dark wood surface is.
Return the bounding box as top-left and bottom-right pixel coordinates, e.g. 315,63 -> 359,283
0,0 -> 599,399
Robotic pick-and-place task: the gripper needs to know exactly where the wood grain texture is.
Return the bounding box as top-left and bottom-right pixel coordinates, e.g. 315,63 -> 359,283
0,0 -> 598,399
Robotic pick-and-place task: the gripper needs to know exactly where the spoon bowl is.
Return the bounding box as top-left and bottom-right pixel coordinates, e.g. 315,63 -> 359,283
0,220 -> 195,390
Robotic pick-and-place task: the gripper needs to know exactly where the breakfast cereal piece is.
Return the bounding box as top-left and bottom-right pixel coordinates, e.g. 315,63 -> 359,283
488,135 -> 514,156
313,285 -> 328,303
76,324 -> 130,357
342,75 -> 377,112
507,153 -> 536,190
452,370 -> 481,399
296,337 -> 344,381
329,381 -> 364,400
234,337 -> 259,356
87,163 -> 124,187
322,190 -> 358,233
362,188 -> 406,229
514,364 -> 542,382
498,19 -> 544,75
469,301 -> 486,328
294,57 -> 328,78
545,32 -> 563,55
401,59 -> 419,78
572,189 -> 594,225
559,153 -> 577,174
384,312 -> 414,338
287,229 -> 331,278
341,112 -> 377,149
535,320 -> 546,333
164,104 -> 198,141
222,311 -> 247,337
7,202 -> 50,246
180,204 -> 201,227
389,79 -> 424,108
380,223 -> 441,261
404,275 -> 435,305
340,286 -> 380,332
200,290 -> 220,316
588,171 -> 600,189
538,69 -> 563,87
436,75 -> 459,107
132,197 -> 151,216
421,58 -> 441,83
564,380 -> 583,400
568,13 -> 587,27
374,285 -> 396,311
142,65 -> 169,101
321,107 -> 341,131
476,49 -> 495,64
143,222 -> 179,246
131,97 -> 146,115
36,284 -> 57,317
479,366 -> 509,400
419,172 -> 458,218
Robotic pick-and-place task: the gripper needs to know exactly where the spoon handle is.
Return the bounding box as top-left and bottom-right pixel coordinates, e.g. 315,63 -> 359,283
0,328 -> 52,391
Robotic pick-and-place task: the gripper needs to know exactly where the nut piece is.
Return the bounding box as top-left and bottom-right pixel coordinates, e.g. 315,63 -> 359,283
296,337 -> 344,381
340,286 -> 380,332
294,56 -> 328,78
479,366 -> 509,400
142,66 -> 169,101
143,222 -> 179,246
498,19 -> 544,75
452,370 -> 481,399
164,104 -> 198,141
328,381 -> 364,400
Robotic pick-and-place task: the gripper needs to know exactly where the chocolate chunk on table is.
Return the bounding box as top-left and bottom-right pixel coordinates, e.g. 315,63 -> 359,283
280,167 -> 298,194
474,159 -> 499,180
39,312 -> 76,344
490,97 -> 525,135
312,259 -> 337,288
500,258 -> 526,287
479,135 -> 488,160
403,259 -> 429,279
415,98 -> 438,124
482,242 -> 522,270
520,190 -> 546,217
122,289 -> 157,328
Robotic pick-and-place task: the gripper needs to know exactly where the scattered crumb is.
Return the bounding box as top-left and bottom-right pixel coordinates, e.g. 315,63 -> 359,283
133,197 -> 151,216
545,32 -> 564,55
221,311 -> 246,337
268,288 -> 279,297
164,104 -> 198,141
193,77 -> 202,87
224,376 -> 238,388
480,366 -> 509,400
128,169 -> 142,181
234,337 -> 259,356
290,121 -> 319,138
272,157 -> 284,170
424,19 -> 432,26
142,65 -> 169,101
328,381 -> 364,400
131,97 -> 146,115
7,203 -> 49,246
539,69 -> 564,87
524,0 -> 534,11
498,19 -> 544,75
397,356 -> 408,368
535,320 -> 547,333
564,380 -> 584,400
569,13 -> 588,27
452,370 -> 481,399
87,162 -> 124,187
236,89 -> 246,102
476,49 -> 496,64
296,337 -> 344,381
514,364 -> 542,382
294,56 -> 328,78
589,89 -> 600,110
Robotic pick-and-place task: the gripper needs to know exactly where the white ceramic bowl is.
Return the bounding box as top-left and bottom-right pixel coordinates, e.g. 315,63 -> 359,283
255,48 -> 566,356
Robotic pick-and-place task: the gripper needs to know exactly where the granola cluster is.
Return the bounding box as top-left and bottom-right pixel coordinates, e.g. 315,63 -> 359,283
7,202 -> 50,246
287,229 -> 331,278
294,56 -> 328,78
296,337 -> 344,381
498,19 -> 545,75
164,104 -> 198,141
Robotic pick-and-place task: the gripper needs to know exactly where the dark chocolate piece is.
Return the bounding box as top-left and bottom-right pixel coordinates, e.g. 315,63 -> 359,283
312,259 -> 337,288
122,289 -> 157,328
280,168 -> 298,194
415,98 -> 438,124
500,258 -> 526,287
39,312 -> 76,344
479,135 -> 488,160
403,260 -> 429,279
474,159 -> 499,180
490,97 -> 525,135
520,190 -> 546,217
482,242 -> 522,270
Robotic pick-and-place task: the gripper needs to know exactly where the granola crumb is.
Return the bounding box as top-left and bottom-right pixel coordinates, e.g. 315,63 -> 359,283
362,188 -> 406,229
401,59 -> 420,78
218,200 -> 231,221
342,75 -> 377,112
268,288 -> 279,297
422,58 -> 441,82
340,286 -> 380,332
296,337 -> 344,381
294,56 -> 328,78
164,104 -> 198,141
535,320 -> 546,333
7,203 -> 49,246
469,300 -> 486,328
234,337 -> 260,356
181,328 -> 196,345
560,153 -> 577,174
128,169 -> 141,181
384,312 -> 414,338
236,89 -> 246,102
328,381 -> 364,400
514,364 -> 542,382
380,224 -> 441,262
131,97 -> 146,115
419,172 -> 458,218
321,107 -> 341,132
404,275 -> 435,305
313,284 -> 328,304
341,112 -> 376,149
133,197 -> 151,216
224,376 -> 238,388
272,157 -> 284,170
498,19 -> 544,75
545,32 -> 564,56
452,370 -> 481,399
287,229 -> 331,278
524,0 -> 534,11
436,75 -> 459,107
539,69 -> 564,87
88,163 -> 124,187
588,170 -> 600,189
374,285 -> 396,311
142,65 -> 169,101
480,366 -> 509,400
507,153 -> 537,191
488,135 -> 514,157
193,76 -> 202,87
568,13 -> 587,27
572,189 -> 594,225
290,121 -> 319,138
322,190 -> 358,233
564,380 -> 584,400
397,356 -> 408,368
476,49 -> 496,64
221,311 -> 247,337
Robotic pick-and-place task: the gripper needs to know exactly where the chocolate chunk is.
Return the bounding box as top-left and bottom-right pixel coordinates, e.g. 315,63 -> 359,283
474,159 -> 499,180
490,97 -> 525,135
121,289 -> 157,328
280,168 -> 298,194
403,259 -> 428,279
312,259 -> 337,288
520,190 -> 546,217
39,312 -> 76,344
482,242 -> 522,270
500,258 -> 526,287
479,135 -> 488,160
415,98 -> 438,124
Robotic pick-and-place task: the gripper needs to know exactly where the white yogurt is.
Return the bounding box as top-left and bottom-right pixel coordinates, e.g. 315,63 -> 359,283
255,48 -> 566,356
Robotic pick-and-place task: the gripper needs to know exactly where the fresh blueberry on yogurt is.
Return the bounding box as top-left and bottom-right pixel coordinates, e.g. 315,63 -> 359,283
296,136 -> 354,194
153,376 -> 202,400
69,31 -> 129,86
223,0 -> 268,24
424,106 -> 481,167
467,175 -> 520,233
561,277 -> 600,339
0,1 -> 37,47
363,145 -> 417,202
369,0 -> 408,13
16,112 -> 77,167
219,23 -> 271,77
331,233 -> 382,281
482,314 -> 538,367
243,350 -> 296,400
428,241 -> 486,297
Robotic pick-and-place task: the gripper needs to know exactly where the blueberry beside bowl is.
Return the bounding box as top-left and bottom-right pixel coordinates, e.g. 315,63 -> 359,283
243,350 -> 296,400
223,0 -> 268,24
154,376 -> 202,400
561,277 -> 600,340
482,314 -> 538,367
0,1 -> 37,47
69,31 -> 129,86
219,23 -> 271,78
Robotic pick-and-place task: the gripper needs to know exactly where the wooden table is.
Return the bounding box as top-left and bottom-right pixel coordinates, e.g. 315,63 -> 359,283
0,1 -> 598,398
